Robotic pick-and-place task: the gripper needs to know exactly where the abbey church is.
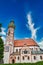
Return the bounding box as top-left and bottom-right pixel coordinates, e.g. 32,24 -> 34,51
4,20 -> 43,64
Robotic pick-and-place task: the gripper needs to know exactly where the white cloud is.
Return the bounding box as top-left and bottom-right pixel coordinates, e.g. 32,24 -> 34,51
0,27 -> 6,35
0,27 -> 6,44
26,12 -> 40,40
1,27 -> 6,31
1,36 -> 5,44
38,38 -> 43,49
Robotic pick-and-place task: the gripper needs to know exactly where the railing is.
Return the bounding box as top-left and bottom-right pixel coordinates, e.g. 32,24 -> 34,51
31,50 -> 43,54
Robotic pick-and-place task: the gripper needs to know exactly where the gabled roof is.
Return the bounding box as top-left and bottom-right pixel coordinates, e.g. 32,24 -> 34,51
14,39 -> 38,47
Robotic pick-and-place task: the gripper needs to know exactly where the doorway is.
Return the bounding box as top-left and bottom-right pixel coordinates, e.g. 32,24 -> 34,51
12,59 -> 15,63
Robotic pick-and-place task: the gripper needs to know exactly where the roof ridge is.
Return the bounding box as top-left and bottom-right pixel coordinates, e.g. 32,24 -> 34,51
14,38 -> 34,41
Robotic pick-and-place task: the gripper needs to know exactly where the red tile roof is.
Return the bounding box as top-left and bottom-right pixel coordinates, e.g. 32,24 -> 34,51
14,39 -> 38,47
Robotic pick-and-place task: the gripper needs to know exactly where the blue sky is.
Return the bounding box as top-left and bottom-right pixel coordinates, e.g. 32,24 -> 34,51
0,0 -> 43,48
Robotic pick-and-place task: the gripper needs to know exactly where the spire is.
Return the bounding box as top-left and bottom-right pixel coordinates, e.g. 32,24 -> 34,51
8,20 -> 15,29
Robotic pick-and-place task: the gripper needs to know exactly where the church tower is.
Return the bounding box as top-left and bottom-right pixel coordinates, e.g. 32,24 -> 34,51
6,20 -> 15,53
4,20 -> 15,63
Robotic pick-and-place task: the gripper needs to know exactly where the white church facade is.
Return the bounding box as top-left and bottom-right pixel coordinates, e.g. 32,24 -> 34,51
4,20 -> 43,64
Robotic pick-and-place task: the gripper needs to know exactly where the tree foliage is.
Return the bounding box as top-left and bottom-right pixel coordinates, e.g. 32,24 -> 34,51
0,37 -> 4,60
0,23 -> 4,63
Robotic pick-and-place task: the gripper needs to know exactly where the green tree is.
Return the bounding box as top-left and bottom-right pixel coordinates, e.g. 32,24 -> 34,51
0,23 -> 4,63
0,37 -> 4,63
0,37 -> 4,59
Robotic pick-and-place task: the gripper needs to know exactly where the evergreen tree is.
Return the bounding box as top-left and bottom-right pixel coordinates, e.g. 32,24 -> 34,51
0,23 -> 4,63
0,37 -> 4,60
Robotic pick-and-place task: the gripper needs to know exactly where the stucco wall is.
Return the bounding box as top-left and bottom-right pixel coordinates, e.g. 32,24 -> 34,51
4,52 -> 9,64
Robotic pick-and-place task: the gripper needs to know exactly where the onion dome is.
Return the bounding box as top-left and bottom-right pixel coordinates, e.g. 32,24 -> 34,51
8,20 -> 15,29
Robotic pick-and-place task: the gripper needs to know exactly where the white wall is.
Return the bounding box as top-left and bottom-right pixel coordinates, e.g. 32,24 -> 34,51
14,46 -> 40,52
29,46 -> 40,51
20,54 -> 31,63
15,54 -> 43,63
4,45 -> 43,63
4,52 -> 9,64
15,55 -> 20,63
31,54 -> 43,63
14,47 -> 22,52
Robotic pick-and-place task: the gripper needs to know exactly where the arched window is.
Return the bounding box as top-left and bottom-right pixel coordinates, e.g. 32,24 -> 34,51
23,56 -> 24,60
34,56 -> 36,60
12,59 -> 14,63
28,56 -> 29,60
24,49 -> 28,54
18,56 -> 19,60
40,56 -> 42,60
